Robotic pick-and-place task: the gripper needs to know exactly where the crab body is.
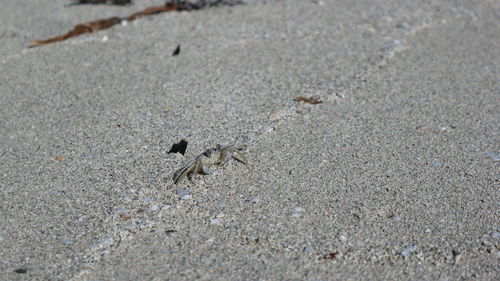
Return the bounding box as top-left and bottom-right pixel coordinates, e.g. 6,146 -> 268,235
172,144 -> 247,184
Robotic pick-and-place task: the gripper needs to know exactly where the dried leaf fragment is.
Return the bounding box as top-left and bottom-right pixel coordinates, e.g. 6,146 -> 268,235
294,96 -> 323,104
55,155 -> 64,161
168,139 -> 188,155
172,44 -> 181,56
30,17 -> 122,46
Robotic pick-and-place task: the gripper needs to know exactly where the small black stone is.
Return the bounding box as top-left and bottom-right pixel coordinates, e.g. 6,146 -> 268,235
172,44 -> 181,56
14,268 -> 27,274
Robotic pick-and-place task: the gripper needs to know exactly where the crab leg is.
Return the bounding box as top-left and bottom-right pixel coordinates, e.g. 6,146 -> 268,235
172,160 -> 195,184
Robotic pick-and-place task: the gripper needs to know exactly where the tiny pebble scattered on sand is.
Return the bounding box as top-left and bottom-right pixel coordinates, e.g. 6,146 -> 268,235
303,246 -> 314,253
486,152 -> 500,161
250,196 -> 261,203
401,244 -> 416,256
431,161 -> 442,167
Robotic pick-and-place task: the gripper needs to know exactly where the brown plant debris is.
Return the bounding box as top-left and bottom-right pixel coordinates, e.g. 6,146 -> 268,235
293,96 -> 323,104
168,139 -> 188,155
30,0 -> 242,47
30,17 -> 122,46
323,251 -> 338,260
55,155 -> 65,161
68,0 -> 132,5
119,213 -> 132,220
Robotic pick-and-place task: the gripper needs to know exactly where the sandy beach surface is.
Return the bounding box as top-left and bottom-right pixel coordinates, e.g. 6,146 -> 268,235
0,0 -> 498,280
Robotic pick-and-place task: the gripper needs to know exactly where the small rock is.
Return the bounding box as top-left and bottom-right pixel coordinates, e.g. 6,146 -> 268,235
431,161 -> 442,167
14,268 -> 27,274
339,235 -> 347,242
401,244 -> 416,256
293,207 -> 305,212
102,35 -> 108,42
179,194 -> 191,200
250,196 -> 261,203
487,152 -> 500,162
63,239 -> 73,245
453,252 -> 463,264
177,189 -> 191,196
303,246 -> 314,254
210,218 -> 220,225
290,212 -> 301,217
482,239 -> 492,247
150,205 -> 159,211
491,231 -> 500,239
120,213 -> 132,221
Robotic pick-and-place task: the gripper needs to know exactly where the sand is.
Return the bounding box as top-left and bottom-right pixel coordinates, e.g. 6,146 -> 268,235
0,0 -> 498,280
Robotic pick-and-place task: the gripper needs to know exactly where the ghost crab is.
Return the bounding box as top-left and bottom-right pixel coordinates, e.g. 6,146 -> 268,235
172,144 -> 247,184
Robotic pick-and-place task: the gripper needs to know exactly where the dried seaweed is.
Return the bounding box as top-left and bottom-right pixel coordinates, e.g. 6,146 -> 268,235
168,139 -> 188,155
30,17 -> 122,46
293,96 -> 323,104
30,0 -> 242,47
68,0 -> 132,5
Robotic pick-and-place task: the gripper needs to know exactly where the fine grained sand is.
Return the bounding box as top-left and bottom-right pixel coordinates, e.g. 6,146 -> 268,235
0,0 -> 498,280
